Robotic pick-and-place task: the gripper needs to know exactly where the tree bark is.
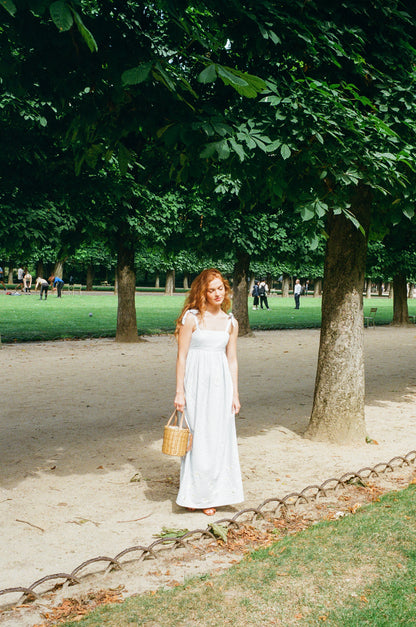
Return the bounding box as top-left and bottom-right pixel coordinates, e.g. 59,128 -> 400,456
392,272 -> 409,325
365,279 -> 372,298
165,269 -> 175,294
248,272 -> 255,296
36,261 -> 44,279
183,272 -> 189,290
281,273 -> 290,298
115,238 -> 139,342
53,259 -> 65,279
86,264 -> 95,291
155,272 -> 160,288
407,282 -> 414,299
306,183 -> 372,444
232,250 -> 251,336
313,278 -> 322,297
8,262 -> 14,284
377,282 -> 383,297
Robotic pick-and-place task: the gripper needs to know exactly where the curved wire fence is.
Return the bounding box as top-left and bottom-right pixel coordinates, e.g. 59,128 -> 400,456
1,450 -> 415,607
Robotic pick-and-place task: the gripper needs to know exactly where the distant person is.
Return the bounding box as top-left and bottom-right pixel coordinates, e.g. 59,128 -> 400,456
23,269 -> 32,293
49,275 -> 64,298
252,280 -> 259,310
294,278 -> 302,309
16,266 -> 24,290
0,266 -> 5,290
69,275 -> 74,286
258,279 -> 270,310
35,277 -> 49,300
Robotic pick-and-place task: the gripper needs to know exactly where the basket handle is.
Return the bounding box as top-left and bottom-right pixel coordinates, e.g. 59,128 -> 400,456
167,410 -> 193,452
167,409 -> 189,430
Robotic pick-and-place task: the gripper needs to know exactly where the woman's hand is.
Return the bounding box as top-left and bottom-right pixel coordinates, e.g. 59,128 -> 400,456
174,392 -> 186,413
232,394 -> 241,415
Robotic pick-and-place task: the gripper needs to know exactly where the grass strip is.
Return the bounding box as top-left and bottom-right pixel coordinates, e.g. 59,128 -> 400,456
0,294 -> 402,343
60,485 -> 416,626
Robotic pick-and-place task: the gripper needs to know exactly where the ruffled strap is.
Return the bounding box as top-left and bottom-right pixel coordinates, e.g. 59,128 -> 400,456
226,313 -> 237,332
182,308 -> 199,328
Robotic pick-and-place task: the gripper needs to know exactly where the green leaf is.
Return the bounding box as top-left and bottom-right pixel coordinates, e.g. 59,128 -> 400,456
265,139 -> 282,153
197,64 -> 217,84
210,524 -> 228,542
118,143 -> 130,175
1,0 -> 16,16
300,205 -> 315,221
216,139 -> 230,160
72,10 -> 98,52
229,138 -> 245,162
217,66 -> 249,87
122,63 -> 153,86
403,207 -> 415,219
281,144 -> 291,160
200,143 -> 218,159
49,1 -> 73,32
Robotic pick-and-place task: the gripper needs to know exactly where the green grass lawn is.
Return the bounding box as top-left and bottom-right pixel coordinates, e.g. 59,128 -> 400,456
0,292 -> 408,343
61,485 -> 416,626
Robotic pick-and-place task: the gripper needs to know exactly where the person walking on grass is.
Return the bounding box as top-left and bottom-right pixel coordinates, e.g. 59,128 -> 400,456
35,277 -> 49,300
252,280 -> 260,310
258,279 -> 270,310
294,278 -> 302,309
174,268 -> 244,517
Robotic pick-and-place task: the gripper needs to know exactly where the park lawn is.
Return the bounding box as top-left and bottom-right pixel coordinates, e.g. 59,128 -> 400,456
61,485 -> 416,626
0,293 -> 403,343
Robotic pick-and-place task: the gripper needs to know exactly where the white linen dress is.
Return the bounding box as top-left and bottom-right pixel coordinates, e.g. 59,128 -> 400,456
176,310 -> 244,509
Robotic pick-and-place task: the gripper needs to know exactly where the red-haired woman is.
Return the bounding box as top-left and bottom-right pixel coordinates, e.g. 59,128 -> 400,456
174,269 -> 244,516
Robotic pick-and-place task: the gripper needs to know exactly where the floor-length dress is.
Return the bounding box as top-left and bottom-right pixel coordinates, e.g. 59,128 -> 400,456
176,310 -> 244,509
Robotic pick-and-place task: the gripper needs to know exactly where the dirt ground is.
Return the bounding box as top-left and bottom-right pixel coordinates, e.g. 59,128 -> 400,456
1,326 -> 416,625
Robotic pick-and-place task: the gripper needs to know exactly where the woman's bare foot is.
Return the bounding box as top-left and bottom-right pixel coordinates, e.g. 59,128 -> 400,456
202,508 -> 216,516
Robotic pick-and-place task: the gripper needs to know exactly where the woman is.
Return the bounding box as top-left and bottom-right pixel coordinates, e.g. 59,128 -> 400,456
174,268 -> 244,516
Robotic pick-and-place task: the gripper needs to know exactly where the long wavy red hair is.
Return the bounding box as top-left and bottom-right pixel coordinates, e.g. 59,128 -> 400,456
175,268 -> 231,336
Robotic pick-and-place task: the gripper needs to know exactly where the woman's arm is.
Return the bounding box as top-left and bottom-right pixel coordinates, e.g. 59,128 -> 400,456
174,314 -> 195,412
226,319 -> 241,414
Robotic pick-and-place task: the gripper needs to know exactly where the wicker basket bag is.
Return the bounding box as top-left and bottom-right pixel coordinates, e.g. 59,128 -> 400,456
162,410 -> 193,457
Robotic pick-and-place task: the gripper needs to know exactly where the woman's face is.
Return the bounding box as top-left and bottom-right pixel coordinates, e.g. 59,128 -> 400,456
206,276 -> 225,307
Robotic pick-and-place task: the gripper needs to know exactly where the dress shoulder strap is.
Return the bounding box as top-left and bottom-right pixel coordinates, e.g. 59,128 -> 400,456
226,313 -> 237,332
182,309 -> 199,328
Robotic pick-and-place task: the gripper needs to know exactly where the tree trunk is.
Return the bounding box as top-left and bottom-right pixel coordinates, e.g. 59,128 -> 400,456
165,269 -> 175,294
377,282 -> 383,297
281,274 -> 290,298
115,238 -> 139,342
36,261 -> 44,279
114,274 -> 118,295
53,259 -> 65,279
248,272 -> 255,296
306,184 -> 372,444
365,279 -> 372,298
386,282 -> 393,299
8,262 -> 14,284
86,264 -> 95,291
313,279 -> 322,297
155,272 -> 160,288
183,272 -> 189,290
232,250 -> 251,336
392,272 -> 409,325
407,282 -> 414,298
